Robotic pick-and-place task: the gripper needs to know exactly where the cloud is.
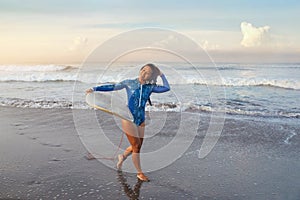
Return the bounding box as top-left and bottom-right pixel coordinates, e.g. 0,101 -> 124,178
240,22 -> 271,47
68,36 -> 88,51
152,34 -> 180,48
151,34 -> 200,53
200,40 -> 220,51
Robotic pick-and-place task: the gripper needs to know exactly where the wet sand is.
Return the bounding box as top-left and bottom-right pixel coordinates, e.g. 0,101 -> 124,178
0,106 -> 299,199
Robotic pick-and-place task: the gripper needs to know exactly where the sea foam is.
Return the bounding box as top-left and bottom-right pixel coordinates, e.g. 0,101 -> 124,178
0,64 -> 74,72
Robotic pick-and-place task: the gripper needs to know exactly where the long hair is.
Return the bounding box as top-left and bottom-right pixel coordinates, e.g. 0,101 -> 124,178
140,63 -> 160,84
140,63 -> 160,106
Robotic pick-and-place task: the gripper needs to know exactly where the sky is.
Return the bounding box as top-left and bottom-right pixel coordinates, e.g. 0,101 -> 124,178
0,0 -> 299,64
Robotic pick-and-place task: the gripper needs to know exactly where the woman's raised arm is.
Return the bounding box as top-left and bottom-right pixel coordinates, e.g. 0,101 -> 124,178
152,74 -> 170,93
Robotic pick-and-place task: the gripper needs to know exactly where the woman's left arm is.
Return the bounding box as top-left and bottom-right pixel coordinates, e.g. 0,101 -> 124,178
152,74 -> 170,93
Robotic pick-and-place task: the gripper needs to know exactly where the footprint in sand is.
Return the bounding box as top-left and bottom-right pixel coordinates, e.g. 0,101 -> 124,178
48,144 -> 62,148
11,122 -> 24,127
12,122 -> 29,130
12,122 -> 75,161
28,136 -> 38,140
13,122 -> 30,137
63,148 -> 72,152
27,180 -> 42,185
49,157 -> 62,162
17,126 -> 29,130
39,142 -> 61,148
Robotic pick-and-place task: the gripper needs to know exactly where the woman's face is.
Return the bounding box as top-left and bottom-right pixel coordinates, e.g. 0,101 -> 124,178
139,66 -> 153,83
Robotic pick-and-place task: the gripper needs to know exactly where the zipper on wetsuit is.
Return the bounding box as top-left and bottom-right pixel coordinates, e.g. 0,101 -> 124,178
139,84 -> 142,107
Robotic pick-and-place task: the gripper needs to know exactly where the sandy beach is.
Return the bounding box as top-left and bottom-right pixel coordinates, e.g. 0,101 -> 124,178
1,0 -> 300,199
0,106 -> 299,199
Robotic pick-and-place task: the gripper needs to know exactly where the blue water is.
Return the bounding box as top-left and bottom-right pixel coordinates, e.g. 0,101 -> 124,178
0,63 -> 299,119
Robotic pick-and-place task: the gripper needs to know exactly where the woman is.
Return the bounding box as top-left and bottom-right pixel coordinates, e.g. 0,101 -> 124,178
86,63 -> 170,181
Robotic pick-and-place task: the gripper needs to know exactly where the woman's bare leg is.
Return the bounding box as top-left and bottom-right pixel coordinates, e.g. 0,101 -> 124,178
119,120 -> 148,181
117,145 -> 132,170
123,146 -> 132,158
117,120 -> 140,170
135,123 -> 149,181
121,124 -> 145,159
117,135 -> 144,169
126,133 -> 142,173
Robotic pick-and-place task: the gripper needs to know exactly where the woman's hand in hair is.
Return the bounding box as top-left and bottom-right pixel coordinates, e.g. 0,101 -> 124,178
157,68 -> 163,76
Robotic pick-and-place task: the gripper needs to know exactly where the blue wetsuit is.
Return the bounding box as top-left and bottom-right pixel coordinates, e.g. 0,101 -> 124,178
93,74 -> 170,126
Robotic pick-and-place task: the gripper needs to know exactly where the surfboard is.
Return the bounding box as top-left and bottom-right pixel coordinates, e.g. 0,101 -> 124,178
86,92 -> 134,122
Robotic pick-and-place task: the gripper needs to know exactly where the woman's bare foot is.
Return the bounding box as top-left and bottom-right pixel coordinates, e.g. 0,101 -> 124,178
137,172 -> 149,182
85,152 -> 96,160
117,154 -> 125,170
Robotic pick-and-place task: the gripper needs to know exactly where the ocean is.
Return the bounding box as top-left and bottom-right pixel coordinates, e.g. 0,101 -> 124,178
0,62 -> 299,121
1,63 -> 299,199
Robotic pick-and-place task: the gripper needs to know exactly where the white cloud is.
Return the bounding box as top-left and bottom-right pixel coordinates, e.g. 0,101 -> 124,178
151,34 -> 180,49
240,22 -> 271,47
69,36 -> 88,51
200,40 -> 220,51
151,34 -> 203,53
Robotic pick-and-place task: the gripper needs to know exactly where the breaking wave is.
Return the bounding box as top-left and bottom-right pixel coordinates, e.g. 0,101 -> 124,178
1,97 -> 299,119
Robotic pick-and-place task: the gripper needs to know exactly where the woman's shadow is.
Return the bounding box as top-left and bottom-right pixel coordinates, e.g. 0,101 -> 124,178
117,170 -> 143,200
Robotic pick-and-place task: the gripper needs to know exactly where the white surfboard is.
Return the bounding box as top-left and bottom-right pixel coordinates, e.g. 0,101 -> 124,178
86,92 -> 134,122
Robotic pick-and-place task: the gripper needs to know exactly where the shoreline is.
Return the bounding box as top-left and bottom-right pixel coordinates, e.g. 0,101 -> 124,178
1,106 -> 299,199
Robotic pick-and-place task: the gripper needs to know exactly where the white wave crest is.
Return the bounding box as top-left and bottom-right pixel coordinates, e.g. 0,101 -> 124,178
0,73 -> 78,82
221,78 -> 300,90
0,64 -> 73,72
0,64 -> 299,90
0,98 -> 299,119
188,78 -> 300,90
